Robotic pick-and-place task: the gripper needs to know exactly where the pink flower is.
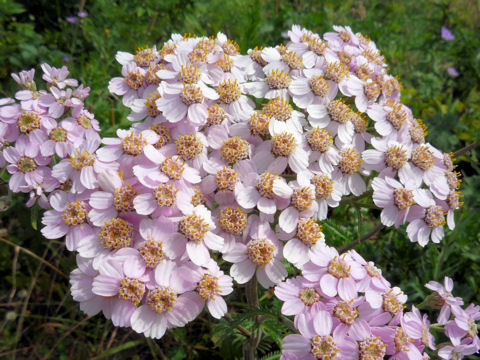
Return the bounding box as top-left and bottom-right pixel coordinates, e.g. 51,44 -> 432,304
176,205 -> 224,266
253,122 -> 309,174
289,68 -> 338,109
3,137 -> 51,192
425,277 -> 464,324
132,144 -> 200,187
41,64 -> 78,89
406,193 -> 447,246
301,170 -> 342,220
34,120 -> 75,158
38,86 -> 83,118
88,170 -> 142,226
281,311 -> 357,359
97,129 -> 160,174
11,69 -> 35,90
441,26 -> 455,41
448,67 -> 459,77
234,160 -> 292,215
177,260 -> 233,319
223,217 -> 287,288
372,176 -> 426,228
130,260 -> 203,338
278,176 -> 318,234
137,217 -> 187,263
70,255 -> 108,316
156,81 -> 218,124
402,305 -> 436,351
367,100 -> 411,137
62,107 -> 101,143
331,143 -> 366,196
279,217 -> 325,268
52,137 -> 116,193
303,245 -> 365,301
92,251 -> 149,327
41,191 -> 96,251
275,276 -> 326,317
108,62 -> 146,106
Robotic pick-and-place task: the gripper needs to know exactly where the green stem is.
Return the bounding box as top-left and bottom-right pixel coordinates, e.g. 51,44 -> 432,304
244,277 -> 260,360
429,323 -> 445,332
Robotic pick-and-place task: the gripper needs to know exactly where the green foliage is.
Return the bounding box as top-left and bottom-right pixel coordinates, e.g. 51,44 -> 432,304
1,0 -> 479,358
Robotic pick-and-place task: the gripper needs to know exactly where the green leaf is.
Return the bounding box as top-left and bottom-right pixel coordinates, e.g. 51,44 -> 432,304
94,340 -> 141,359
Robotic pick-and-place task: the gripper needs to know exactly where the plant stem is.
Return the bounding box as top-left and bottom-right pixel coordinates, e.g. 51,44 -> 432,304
339,223 -> 384,253
244,277 -> 260,360
0,237 -> 68,279
453,141 -> 479,157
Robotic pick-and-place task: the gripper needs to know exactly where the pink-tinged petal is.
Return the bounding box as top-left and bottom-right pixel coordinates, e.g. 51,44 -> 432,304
49,191 -> 68,212
431,226 -> 444,243
289,79 -> 310,96
319,274 -> 338,297
282,334 -> 310,354
208,297 -> 227,319
365,291 -> 383,309
313,310 -> 333,336
89,208 -> 117,227
289,150 -> 309,173
348,174 -> 366,196
279,207 -> 299,233
284,239 -> 309,267
374,119 -> 393,136
96,145 -> 124,162
188,103 -> 207,125
230,259 -> 255,284
337,277 -> 357,301
146,313 -> 168,339
264,259 -> 287,284
267,156 -> 288,174
223,243 -> 248,263
186,241 -> 210,266
256,267 -> 275,288
143,144 -> 163,164
170,291 -> 204,325
272,179 -> 293,198
154,260 -> 176,287
133,193 -> 157,215
257,197 -> 276,214
310,246 -> 336,267
41,223 -> 69,239
89,191 -> 114,210
307,104 -> 328,119
236,187 -> 260,209
79,297 -> 103,316
80,166 -> 97,189
204,231 -> 224,251
91,275 -> 120,296
438,305 -> 451,325
296,312 -> 316,338
417,225 -> 431,247
183,166 -> 201,184
380,206 -> 398,227
111,300 -> 136,327
131,305 -> 155,334
444,277 -> 454,292
281,298 -> 305,316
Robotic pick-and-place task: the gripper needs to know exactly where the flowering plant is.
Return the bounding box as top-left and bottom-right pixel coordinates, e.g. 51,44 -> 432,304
1,25 -> 477,359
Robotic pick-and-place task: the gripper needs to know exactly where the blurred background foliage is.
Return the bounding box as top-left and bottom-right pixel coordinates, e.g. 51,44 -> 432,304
0,0 -> 479,358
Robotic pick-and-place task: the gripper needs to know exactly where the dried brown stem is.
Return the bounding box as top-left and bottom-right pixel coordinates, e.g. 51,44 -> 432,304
454,141 -> 479,157
0,237 -> 68,280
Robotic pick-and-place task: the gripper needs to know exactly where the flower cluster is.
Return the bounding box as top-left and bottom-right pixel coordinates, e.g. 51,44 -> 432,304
0,25 -> 476,358
277,246 -> 480,359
